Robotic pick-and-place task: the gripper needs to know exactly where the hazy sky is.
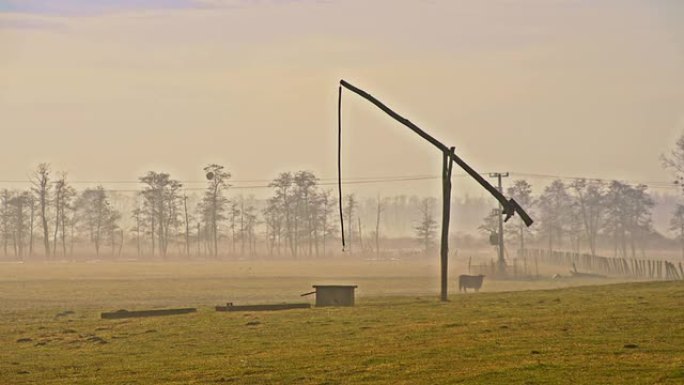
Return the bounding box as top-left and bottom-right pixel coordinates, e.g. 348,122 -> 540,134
1,0 -> 683,197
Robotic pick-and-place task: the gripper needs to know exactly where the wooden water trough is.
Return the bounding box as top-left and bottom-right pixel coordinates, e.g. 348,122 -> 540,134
215,303 -> 311,312
101,308 -> 196,319
301,285 -> 357,307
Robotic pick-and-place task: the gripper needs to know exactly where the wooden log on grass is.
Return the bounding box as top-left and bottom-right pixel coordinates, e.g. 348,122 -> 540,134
215,303 -> 311,312
101,308 -> 196,319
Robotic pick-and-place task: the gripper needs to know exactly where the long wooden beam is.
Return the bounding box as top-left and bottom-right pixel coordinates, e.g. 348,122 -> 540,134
339,79 -> 533,227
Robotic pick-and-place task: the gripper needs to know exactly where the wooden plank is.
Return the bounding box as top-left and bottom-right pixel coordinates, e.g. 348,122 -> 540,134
216,303 -> 311,312
101,308 -> 196,319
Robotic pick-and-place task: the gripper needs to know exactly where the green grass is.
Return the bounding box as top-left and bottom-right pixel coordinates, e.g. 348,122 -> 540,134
0,261 -> 682,384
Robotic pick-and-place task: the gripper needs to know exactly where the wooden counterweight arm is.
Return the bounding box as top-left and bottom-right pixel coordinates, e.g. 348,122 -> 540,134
340,79 -> 447,152
506,197 -> 534,227
339,79 -> 533,227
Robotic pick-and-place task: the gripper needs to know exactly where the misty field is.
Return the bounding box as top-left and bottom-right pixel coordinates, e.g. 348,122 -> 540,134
1,260 -> 683,384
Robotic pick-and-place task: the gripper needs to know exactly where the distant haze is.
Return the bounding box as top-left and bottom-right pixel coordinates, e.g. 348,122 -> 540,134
1,0 -> 683,198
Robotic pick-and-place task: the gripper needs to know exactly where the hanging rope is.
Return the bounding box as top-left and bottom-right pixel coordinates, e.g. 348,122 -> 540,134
338,85 -> 346,250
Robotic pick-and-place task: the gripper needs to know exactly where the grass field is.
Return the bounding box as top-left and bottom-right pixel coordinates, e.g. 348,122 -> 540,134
0,260 -> 682,384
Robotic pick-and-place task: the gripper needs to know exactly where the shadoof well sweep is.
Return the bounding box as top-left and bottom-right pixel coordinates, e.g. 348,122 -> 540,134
336,79 -> 535,301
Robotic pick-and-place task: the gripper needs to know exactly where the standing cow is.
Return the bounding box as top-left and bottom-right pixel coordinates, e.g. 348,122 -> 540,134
459,274 -> 485,292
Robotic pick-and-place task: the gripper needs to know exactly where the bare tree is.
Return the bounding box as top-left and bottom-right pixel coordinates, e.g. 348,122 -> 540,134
28,194 -> 35,256
228,201 -> 240,255
537,180 -> 571,253
662,135 -> 684,192
8,191 -> 31,259
570,179 -> 604,258
566,201 -> 583,255
239,196 -> 258,257
506,180 -> 534,257
603,181 -> 654,258
140,171 -> 182,258
2,189 -> 44,260
670,204 -> 684,259
131,206 -> 143,257
294,171 -> 318,256
663,136 -> 684,257
239,195 -> 246,256
266,171 -> 325,258
626,184 -> 654,257
319,189 -> 337,257
479,207 -> 500,252
76,186 -> 116,257
200,164 -> 231,257
105,208 -> 122,257
52,177 -> 64,257
263,198 -> 282,256
415,197 -> 438,255
32,163 -> 51,258
1,190 -> 12,256
344,194 -> 357,254
372,195 -> 385,258
269,173 -> 295,256
52,173 -> 76,258
603,181 -> 629,257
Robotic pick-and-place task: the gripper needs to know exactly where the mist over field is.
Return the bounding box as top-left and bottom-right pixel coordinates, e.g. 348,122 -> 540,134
2,1 -> 684,384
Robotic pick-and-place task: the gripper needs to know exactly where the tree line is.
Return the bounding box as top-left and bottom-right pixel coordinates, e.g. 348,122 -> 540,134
2,162 -> 684,261
0,163 -> 476,260
1,163 -> 125,260
485,178 -> 661,259
0,164 -> 344,260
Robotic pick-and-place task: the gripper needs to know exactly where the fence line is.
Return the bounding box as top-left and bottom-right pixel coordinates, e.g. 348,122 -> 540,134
522,249 -> 683,281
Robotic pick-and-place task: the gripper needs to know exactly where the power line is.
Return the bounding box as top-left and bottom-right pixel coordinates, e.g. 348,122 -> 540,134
0,176 -> 442,194
509,172 -> 679,191
0,172 -> 679,192
0,175 -> 440,185
0,171 -> 498,185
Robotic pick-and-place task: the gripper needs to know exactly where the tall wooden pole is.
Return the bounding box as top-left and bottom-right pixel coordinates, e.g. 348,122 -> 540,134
440,147 -> 454,301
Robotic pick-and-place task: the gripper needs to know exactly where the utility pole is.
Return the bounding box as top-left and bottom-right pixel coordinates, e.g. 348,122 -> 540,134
489,172 -> 509,275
